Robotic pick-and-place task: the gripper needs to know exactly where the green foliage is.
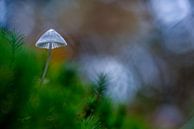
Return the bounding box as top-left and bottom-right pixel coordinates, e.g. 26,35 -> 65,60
0,28 -> 151,129
95,74 -> 107,96
81,116 -> 101,129
0,28 -> 24,64
0,28 -> 40,129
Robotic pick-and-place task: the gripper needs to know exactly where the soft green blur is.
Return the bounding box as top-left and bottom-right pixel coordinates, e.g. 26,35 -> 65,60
0,28 -> 150,129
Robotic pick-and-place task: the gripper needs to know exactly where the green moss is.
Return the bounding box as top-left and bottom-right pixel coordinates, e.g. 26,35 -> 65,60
0,28 -> 151,129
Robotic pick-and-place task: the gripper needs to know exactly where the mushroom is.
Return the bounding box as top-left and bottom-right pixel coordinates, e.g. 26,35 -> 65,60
36,29 -> 67,85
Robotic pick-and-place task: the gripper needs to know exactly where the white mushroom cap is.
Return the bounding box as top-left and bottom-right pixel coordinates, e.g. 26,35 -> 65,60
36,29 -> 67,49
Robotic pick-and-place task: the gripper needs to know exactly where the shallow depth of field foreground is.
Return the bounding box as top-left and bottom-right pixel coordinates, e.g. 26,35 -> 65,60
1,0 -> 194,129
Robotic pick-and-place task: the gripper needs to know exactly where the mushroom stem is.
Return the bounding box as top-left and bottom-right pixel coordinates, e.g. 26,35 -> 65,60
40,43 -> 52,85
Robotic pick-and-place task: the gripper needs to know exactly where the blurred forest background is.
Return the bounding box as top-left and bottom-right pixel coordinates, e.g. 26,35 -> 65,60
1,0 -> 194,129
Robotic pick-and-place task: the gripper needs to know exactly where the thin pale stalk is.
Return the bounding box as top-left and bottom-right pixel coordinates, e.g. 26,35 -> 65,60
40,43 -> 52,86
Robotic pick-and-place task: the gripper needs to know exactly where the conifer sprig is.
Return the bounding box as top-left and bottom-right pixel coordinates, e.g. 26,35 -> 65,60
0,28 -> 24,51
81,116 -> 102,129
0,28 -> 24,64
95,73 -> 108,97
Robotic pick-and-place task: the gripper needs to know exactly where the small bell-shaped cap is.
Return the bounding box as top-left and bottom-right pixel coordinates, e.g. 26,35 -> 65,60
36,29 -> 67,49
